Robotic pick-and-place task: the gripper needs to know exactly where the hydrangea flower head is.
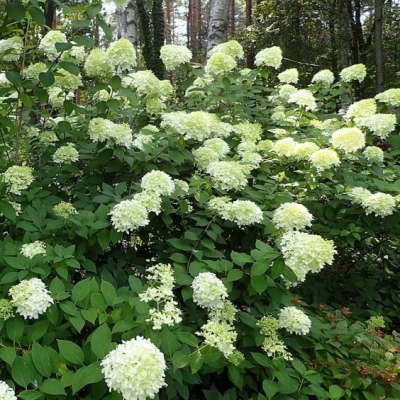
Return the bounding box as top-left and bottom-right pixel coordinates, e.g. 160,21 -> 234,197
272,202 -> 313,231
208,40 -> 244,59
234,122 -> 262,141
193,147 -> 220,170
141,171 -> 175,196
0,380 -> 17,400
61,44 -> 86,64
53,201 -> 77,218
39,131 -> 58,145
205,52 -> 236,75
207,161 -> 248,191
288,89 -> 317,111
9,278 -> 53,319
375,88 -> 400,106
330,127 -> 365,153
361,114 -> 397,139
20,241 -> 46,258
362,192 -> 396,217
160,44 -> 192,70
294,142 -> 320,160
311,69 -> 335,86
0,36 -> 23,61
23,62 -> 47,80
47,87 -> 74,108
278,307 -> 311,335
191,272 -> 228,310
133,190 -> 162,214
228,200 -> 263,227
146,96 -> 166,115
203,138 -> 230,157
101,336 -> 166,400
196,320 -> 237,357
345,98 -> 376,119
279,84 -> 297,101
309,149 -> 340,171
52,144 -> 79,164
122,70 -> 161,97
348,187 -> 372,204
340,63 -> 367,82
255,46 -> 282,69
109,199 -> 149,232
106,38 -> 137,70
280,231 -> 336,284
278,68 -> 298,84
273,137 -> 297,157
84,48 -> 114,79
3,166 -> 34,195
54,69 -> 82,91
38,31 -> 68,61
363,146 -> 384,163
0,299 -> 14,320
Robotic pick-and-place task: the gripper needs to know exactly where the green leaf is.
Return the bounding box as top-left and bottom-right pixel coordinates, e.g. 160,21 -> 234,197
96,16 -> 112,41
167,238 -> 192,251
18,390 -> 43,400
271,259 -> 285,279
329,385 -> 344,399
19,93 -> 34,107
40,379 -> 66,395
72,279 -> 91,303
251,261 -> 270,276
81,308 -> 97,324
190,351 -> 202,374
362,392 -> 377,400
55,42 -> 73,52
12,356 -> 34,388
6,71 -> 22,86
91,293 -> 107,312
90,323 -> 112,358
263,380 -> 279,399
226,269 -> 243,281
58,340 -> 84,365
128,276 -> 143,293
292,358 -> 307,376
251,352 -> 272,367
98,230 -> 110,250
32,342 -> 52,377
39,72 -> 55,88
160,329 -> 180,356
228,365 -> 243,389
7,316 -> 24,343
170,253 -> 187,263
101,280 -> 117,306
73,36 -> 95,47
6,3 -> 26,21
172,351 -> 190,369
0,200 -> 16,221
87,3 -> 102,18
59,60 -> 80,76
231,251 -> 253,267
0,347 -> 16,365
111,75 -> 121,91
251,274 -> 269,295
176,331 -> 198,347
71,362 -> 103,393
27,6 -> 45,26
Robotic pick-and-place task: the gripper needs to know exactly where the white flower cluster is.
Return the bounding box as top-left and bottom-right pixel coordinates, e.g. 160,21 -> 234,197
0,36 -> 23,62
278,68 -> 298,84
349,187 -> 396,217
196,320 -> 237,357
61,43 -> 86,64
363,146 -> 384,163
106,38 -> 137,70
133,191 -> 162,214
273,137 -> 297,157
208,40 -> 244,59
279,84 -> 297,101
0,380 -> 17,400
52,144 -> 79,164
39,131 -> 58,145
360,114 -> 397,139
88,118 -> 133,148
3,166 -> 34,195
280,231 -> 336,284
293,142 -> 320,160
191,272 -> 228,310
330,127 -> 365,153
38,30 -> 68,61
255,46 -> 282,69
9,278 -> 53,319
272,202 -> 313,231
53,201 -> 78,218
141,170 -> 175,196
375,88 -> 400,106
84,48 -> 114,79
122,70 -> 162,97
54,69 -> 82,91
311,69 -> 335,86
20,241 -> 46,258
234,122 -> 262,141
309,148 -> 340,171
345,98 -> 376,120
132,125 -> 158,151
340,63 -> 367,82
47,87 -> 74,108
161,111 -> 232,141
288,89 -> 317,111
206,161 -> 249,191
193,138 -> 230,170
109,199 -> 149,232
23,62 -> 47,80
208,197 -> 263,227
278,307 -> 311,335
101,336 -> 166,400
160,44 -> 192,70
139,263 -> 182,330
205,53 -> 237,75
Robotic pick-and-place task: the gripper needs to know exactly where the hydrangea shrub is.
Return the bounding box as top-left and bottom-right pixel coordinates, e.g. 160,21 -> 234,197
0,2 -> 400,400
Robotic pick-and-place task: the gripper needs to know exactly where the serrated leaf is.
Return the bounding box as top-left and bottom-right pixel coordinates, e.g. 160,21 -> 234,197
71,362 -> 103,393
31,342 -> 52,377
90,323 -> 111,358
6,71 -> 22,86
40,379 -> 66,395
6,3 -> 26,21
231,251 -> 253,267
12,356 -> 34,388
101,280 -> 116,306
59,60 -> 80,76
55,42 -> 73,52
27,6 -> 45,26
58,340 -> 84,365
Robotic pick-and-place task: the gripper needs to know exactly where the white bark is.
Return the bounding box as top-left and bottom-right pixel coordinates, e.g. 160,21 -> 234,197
116,0 -> 138,46
206,0 -> 230,57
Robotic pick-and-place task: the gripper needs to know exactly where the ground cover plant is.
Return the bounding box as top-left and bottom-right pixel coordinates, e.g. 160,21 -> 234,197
1,2 -> 400,400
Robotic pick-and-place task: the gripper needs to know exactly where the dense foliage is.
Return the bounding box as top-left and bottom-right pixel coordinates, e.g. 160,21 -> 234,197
1,2 -> 400,400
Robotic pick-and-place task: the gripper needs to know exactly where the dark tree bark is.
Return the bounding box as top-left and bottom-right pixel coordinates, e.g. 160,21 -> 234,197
245,0 -> 254,68
375,0 -> 384,92
152,0 -> 165,78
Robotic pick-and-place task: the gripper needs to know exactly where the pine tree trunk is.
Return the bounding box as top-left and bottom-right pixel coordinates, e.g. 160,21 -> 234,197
375,0 -> 384,92
206,0 -> 230,56
245,0 -> 253,68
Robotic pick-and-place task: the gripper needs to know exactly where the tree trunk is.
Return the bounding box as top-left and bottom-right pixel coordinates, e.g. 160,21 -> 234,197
116,0 -> 138,47
206,0 -> 230,56
165,0 -> 172,44
375,0 -> 384,92
151,0 -> 166,78
136,0 -> 153,71
245,0 -> 253,68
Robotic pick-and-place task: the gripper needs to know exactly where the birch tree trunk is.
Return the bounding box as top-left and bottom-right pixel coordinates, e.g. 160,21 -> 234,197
206,0 -> 230,56
116,0 -> 138,47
